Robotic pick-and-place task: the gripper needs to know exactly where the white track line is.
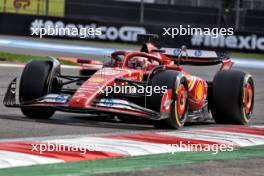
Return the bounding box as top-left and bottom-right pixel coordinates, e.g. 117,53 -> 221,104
233,58 -> 264,69
0,63 -> 79,69
0,38 -> 115,55
0,63 -> 24,68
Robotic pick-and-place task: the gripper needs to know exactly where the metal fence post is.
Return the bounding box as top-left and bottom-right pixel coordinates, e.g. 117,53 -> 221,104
46,0 -> 49,16
140,0 -> 144,23
217,1 -> 222,27
235,0 -> 240,30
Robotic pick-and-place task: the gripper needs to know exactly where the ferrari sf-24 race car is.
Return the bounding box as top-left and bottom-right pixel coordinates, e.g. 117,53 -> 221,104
3,34 -> 254,129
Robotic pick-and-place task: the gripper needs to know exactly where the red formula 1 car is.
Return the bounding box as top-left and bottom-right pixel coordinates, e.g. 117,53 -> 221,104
3,34 -> 254,129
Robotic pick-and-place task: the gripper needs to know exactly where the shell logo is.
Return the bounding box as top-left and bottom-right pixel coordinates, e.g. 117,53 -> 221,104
161,89 -> 172,113
139,71 -> 143,81
195,82 -> 204,101
187,76 -> 196,91
126,70 -> 132,77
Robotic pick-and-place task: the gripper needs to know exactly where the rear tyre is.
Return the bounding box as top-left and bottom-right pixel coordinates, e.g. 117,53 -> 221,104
211,70 -> 254,124
148,70 -> 189,129
19,60 -> 55,119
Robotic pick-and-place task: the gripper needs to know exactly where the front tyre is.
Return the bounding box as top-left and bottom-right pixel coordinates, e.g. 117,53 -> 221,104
21,108 -> 55,119
211,70 -> 254,124
19,60 -> 56,119
148,70 -> 189,129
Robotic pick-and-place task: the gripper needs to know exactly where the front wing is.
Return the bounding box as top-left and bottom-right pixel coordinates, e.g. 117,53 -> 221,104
3,78 -> 161,120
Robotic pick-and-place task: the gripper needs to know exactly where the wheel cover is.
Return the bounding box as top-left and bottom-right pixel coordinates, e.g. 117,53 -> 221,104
244,82 -> 253,114
177,84 -> 187,118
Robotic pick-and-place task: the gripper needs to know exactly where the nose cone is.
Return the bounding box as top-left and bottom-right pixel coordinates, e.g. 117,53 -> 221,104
68,67 -> 132,108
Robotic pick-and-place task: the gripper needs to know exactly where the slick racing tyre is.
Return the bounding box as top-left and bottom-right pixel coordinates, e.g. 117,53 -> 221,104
19,60 -> 56,119
211,70 -> 254,125
148,70 -> 189,129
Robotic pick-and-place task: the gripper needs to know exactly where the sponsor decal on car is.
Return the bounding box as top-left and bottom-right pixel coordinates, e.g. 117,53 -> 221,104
89,77 -> 106,83
161,89 -> 173,113
39,94 -> 70,103
173,48 -> 181,56
195,82 -> 204,101
194,50 -> 202,57
101,98 -> 114,107
163,47 -> 218,58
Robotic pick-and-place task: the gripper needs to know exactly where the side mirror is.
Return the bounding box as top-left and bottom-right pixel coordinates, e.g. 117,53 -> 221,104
151,49 -> 166,53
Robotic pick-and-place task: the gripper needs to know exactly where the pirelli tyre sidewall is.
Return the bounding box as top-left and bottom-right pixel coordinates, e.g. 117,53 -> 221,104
19,60 -> 56,119
149,70 -> 189,129
212,70 -> 254,124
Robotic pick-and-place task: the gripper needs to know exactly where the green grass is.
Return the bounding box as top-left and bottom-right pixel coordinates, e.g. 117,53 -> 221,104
0,51 -> 77,65
231,52 -> 264,60
0,51 -> 47,63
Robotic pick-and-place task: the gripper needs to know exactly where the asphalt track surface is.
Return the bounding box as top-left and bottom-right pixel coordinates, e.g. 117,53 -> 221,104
0,35 -> 263,175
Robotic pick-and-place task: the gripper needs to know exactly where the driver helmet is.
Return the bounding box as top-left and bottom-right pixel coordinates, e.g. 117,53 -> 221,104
128,57 -> 149,69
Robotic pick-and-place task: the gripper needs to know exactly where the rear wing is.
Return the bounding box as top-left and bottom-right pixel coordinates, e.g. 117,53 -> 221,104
161,47 -> 230,66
